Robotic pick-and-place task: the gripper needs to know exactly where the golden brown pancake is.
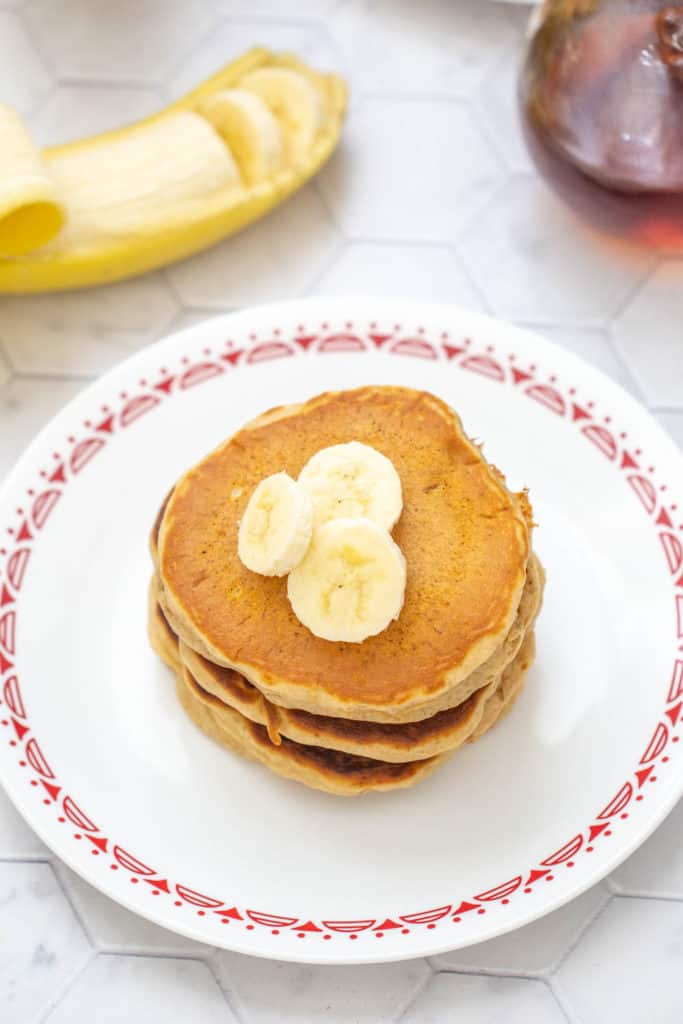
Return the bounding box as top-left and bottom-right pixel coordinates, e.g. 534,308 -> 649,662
156,387 -> 532,722
152,550 -> 544,724
149,600 -> 536,795
149,555 -> 542,756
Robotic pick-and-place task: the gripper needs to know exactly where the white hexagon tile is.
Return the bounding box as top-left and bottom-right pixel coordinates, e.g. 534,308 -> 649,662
0,862 -> 92,1024
1,2 -> 682,1023
23,0 -> 217,83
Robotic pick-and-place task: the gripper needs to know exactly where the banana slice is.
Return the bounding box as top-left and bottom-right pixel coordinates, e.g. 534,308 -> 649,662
298,441 -> 403,530
239,67 -> 323,164
197,89 -> 283,186
287,517 -> 407,643
238,472 -> 313,577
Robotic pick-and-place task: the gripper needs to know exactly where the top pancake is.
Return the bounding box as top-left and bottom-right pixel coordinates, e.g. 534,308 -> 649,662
157,386 -> 531,719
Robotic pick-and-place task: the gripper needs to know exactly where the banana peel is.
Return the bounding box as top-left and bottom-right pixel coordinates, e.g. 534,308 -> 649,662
0,49 -> 346,293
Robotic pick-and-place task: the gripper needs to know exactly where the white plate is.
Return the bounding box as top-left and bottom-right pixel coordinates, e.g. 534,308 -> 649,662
0,298 -> 681,964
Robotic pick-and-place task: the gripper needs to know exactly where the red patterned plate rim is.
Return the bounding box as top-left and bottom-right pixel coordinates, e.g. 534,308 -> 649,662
0,299 -> 681,964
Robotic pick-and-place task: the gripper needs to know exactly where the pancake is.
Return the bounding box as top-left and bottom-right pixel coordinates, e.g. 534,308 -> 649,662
470,631 -> 536,741
156,386 -> 532,722
152,550 -> 544,724
149,556 -> 542,755
176,669 -> 444,796
151,611 -> 536,795
149,581 -> 537,768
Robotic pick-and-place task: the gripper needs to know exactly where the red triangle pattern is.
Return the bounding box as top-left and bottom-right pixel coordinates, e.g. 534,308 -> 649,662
588,822 -> 610,842
0,652 -> 13,674
294,335 -> 317,350
296,920 -> 322,932
442,344 -> 465,360
0,585 -> 14,607
143,876 -> 170,892
525,869 -> 550,885
12,717 -> 29,740
368,333 -> 392,348
511,367 -> 533,384
373,918 -> 401,930
635,765 -> 655,787
657,508 -> 673,527
49,464 -> 66,484
571,403 -> 591,421
86,834 -> 108,852
41,781 -> 61,801
215,906 -> 243,920
621,450 -> 639,469
96,415 -> 115,433
16,521 -> 32,542
665,702 -> 681,726
154,377 -> 175,393
222,350 -> 244,366
452,900 -> 479,916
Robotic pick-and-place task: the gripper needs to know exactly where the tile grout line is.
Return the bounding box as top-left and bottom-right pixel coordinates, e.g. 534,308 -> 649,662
541,974 -> 574,1024
49,860 -> 99,950
549,973 -> 583,1024
549,890 -> 614,977
206,951 -> 249,1024
34,948 -> 98,1024
606,890 -> 683,904
395,959 -> 436,1023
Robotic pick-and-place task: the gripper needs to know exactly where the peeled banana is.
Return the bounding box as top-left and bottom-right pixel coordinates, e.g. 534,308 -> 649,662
0,49 -> 346,293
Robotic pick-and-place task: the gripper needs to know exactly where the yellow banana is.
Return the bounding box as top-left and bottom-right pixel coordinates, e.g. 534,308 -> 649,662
0,48 -> 346,293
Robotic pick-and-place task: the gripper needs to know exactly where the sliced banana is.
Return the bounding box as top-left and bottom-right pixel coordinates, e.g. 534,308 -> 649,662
239,67 -> 323,165
298,441 -> 403,530
197,89 -> 283,186
287,517 -> 407,643
238,472 -> 313,577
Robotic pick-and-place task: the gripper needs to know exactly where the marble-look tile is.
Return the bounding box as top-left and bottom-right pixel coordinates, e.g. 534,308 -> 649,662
431,883 -> 609,976
52,863 -> 214,957
519,323 -> 643,397
555,897 -> 683,1024
24,0 -> 216,83
0,377 -> 86,482
310,241 -> 485,307
656,411 -> 683,451
0,790 -> 49,858
44,955 -> 235,1024
612,262 -> 683,409
401,973 -> 565,1024
610,799 -> 683,898
331,0 -> 518,98
0,861 -> 91,1024
0,274 -> 178,377
318,98 -> 502,242
459,178 -> 656,323
212,0 -> 341,14
166,19 -> 342,101
29,84 -> 162,147
168,185 -> 338,307
0,11 -> 53,116
159,307 -> 231,339
212,952 -> 430,1024
475,43 -> 535,173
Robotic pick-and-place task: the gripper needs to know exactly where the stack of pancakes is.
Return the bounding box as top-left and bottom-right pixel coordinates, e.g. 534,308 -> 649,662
149,387 -> 545,795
